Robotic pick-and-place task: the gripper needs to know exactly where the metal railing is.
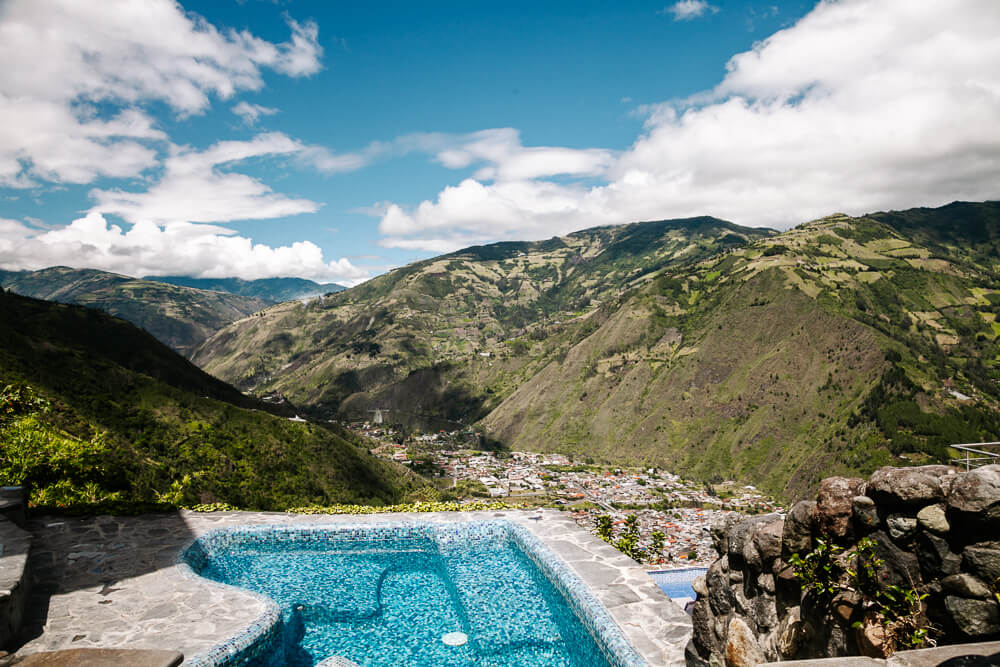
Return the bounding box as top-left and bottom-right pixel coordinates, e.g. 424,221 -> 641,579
950,442 -> 1000,471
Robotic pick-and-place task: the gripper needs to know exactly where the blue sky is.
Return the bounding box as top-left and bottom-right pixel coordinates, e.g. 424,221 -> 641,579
0,0 -> 998,284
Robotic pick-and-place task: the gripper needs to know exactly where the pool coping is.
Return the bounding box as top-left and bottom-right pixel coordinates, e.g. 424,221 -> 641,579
20,509 -> 692,666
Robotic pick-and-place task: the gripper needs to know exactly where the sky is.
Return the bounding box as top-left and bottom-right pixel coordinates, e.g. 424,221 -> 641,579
0,0 -> 998,285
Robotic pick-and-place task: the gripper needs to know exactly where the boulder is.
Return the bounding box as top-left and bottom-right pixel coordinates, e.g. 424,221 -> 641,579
686,639 -> 711,667
708,556 -> 733,615
851,495 -> 880,533
866,530 -> 923,590
693,575 -> 709,598
751,592 -> 779,632
941,573 -> 992,600
692,596 -> 722,656
885,514 -> 918,542
963,541 -> 1000,584
944,596 -> 1000,637
916,503 -> 950,535
711,512 -> 742,555
774,606 -> 806,659
915,532 -> 962,580
867,465 -> 956,509
752,514 -> 784,564
856,612 -> 887,658
725,617 -> 765,667
947,464 -> 1000,527
729,515 -> 774,572
756,572 -> 775,595
815,477 -> 866,538
782,500 -> 815,559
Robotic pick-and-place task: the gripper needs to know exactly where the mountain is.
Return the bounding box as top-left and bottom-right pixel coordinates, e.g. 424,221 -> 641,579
192,216 -> 771,425
0,289 -> 419,510
192,202 -> 1000,500
144,275 -> 346,303
0,267 -> 268,356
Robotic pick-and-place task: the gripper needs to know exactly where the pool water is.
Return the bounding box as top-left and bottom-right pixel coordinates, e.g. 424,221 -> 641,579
647,568 -> 707,600
186,523 -> 627,666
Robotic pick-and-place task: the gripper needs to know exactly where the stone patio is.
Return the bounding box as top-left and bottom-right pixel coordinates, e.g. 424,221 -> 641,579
15,510 -> 692,666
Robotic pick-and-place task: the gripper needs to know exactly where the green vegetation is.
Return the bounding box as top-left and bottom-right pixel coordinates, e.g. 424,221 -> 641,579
0,290 -> 418,511
787,537 -> 934,655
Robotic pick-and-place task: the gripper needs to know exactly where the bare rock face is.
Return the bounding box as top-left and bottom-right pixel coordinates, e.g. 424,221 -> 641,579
725,617 -> 765,667
814,477 -> 865,538
867,465 -> 956,509
947,464 -> 1000,526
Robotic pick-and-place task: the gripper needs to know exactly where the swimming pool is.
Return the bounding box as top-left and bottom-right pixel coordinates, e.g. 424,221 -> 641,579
647,567 -> 708,601
181,521 -> 644,666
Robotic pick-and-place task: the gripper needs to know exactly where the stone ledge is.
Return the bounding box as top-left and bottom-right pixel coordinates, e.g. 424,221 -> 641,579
760,639 -> 1000,667
0,516 -> 32,650
2,648 -> 183,666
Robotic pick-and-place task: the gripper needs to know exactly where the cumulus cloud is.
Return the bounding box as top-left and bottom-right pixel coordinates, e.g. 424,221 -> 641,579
91,133 -> 322,224
0,0 -> 322,187
377,0 -> 1000,250
232,101 -> 279,126
662,1 -> 719,21
0,212 -> 368,283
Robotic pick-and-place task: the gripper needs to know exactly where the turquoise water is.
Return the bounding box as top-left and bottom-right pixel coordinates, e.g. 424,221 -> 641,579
647,568 -> 707,600
195,530 -> 612,666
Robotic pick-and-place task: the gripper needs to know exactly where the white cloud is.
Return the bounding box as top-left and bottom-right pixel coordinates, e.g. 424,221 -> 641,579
663,1 -> 719,21
377,0 -> 1000,248
0,212 -> 368,283
232,101 -> 279,126
90,133 -> 322,224
0,0 -> 322,187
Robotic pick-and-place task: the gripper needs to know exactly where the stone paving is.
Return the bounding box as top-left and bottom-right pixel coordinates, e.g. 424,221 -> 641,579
16,510 -> 692,666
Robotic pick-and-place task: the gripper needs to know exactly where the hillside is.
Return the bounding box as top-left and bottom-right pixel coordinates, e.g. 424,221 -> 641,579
0,289 -> 418,510
193,203 -> 1000,499
144,275 -> 345,302
192,217 -> 771,424
0,267 -> 267,356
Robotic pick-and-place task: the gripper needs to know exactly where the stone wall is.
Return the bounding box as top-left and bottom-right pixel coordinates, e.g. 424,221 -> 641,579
686,464 -> 1000,666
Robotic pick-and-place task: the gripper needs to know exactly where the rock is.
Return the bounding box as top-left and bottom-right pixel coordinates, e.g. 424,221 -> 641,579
782,500 -> 815,559
867,465 -> 956,509
751,592 -> 779,631
692,597 -> 722,656
963,541 -> 1000,583
757,572 -> 775,595
944,596 -> 1000,637
729,515 -> 776,573
815,477 -> 866,539
851,495 -> 880,533
941,573 -> 992,599
693,575 -> 709,597
773,558 -> 801,609
686,638 -> 711,667
752,514 -> 784,564
832,591 -> 862,624
915,532 -> 962,580
867,530 -> 923,590
856,612 -> 887,658
729,570 -> 744,584
711,513 -> 742,556
885,514 -> 918,542
775,606 -> 806,658
917,503 -> 950,535
708,556 -> 733,615
725,617 -> 765,667
948,464 -> 1000,527
734,583 -> 753,619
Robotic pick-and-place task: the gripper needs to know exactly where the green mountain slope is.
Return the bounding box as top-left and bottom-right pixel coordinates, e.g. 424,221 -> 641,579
192,217 -> 771,423
193,202 -> 1000,499
144,275 -> 346,302
0,289 -> 418,509
0,267 -> 268,356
